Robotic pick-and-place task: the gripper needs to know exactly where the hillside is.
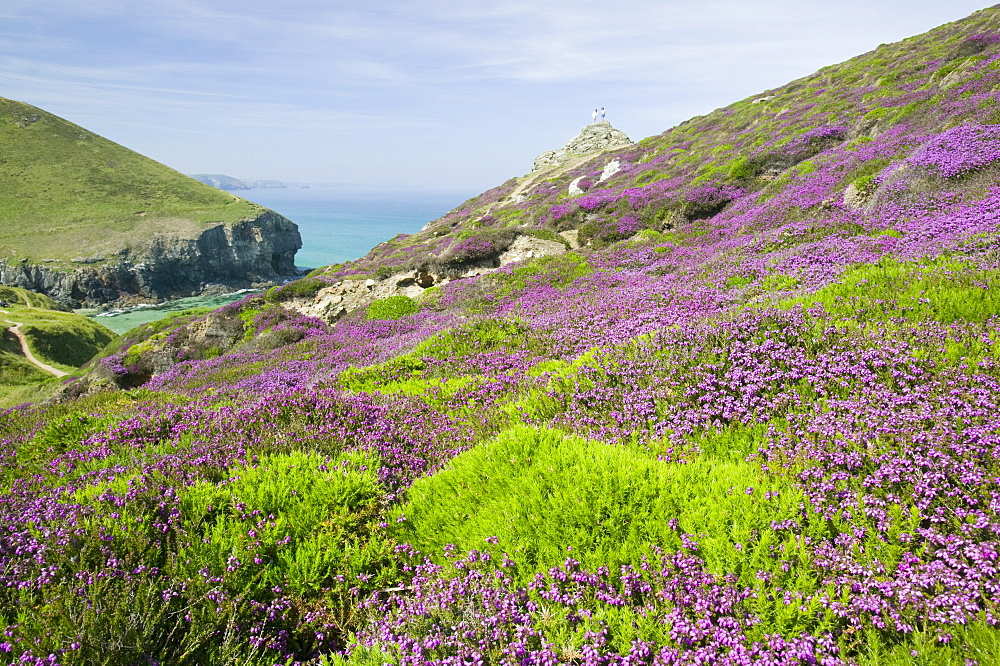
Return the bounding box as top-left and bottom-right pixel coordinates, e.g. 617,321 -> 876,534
0,98 -> 302,307
4,6 -> 1000,665
0,285 -> 117,407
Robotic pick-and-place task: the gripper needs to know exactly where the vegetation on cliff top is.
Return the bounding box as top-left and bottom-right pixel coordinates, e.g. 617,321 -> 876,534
0,98 -> 263,264
5,7 -> 1000,666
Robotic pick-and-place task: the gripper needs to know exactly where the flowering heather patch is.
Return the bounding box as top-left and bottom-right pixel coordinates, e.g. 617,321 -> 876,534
681,182 -> 747,219
349,548 -> 845,666
955,32 -> 1000,59
783,125 -> 849,158
441,228 -> 517,264
7,8 -> 1000,666
906,123 -> 1000,179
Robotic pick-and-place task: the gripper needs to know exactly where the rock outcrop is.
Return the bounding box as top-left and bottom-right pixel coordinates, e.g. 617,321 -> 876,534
0,211 -> 302,308
533,122 -> 633,171
498,235 -> 567,266
284,233 -> 569,325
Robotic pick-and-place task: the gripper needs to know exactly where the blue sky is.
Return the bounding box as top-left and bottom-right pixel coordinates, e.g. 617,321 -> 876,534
1,1 -> 992,194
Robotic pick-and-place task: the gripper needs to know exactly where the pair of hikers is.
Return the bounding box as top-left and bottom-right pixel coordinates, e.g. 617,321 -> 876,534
591,107 -> 606,123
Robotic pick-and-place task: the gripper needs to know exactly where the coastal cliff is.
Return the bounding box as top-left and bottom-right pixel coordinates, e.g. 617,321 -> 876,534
0,210 -> 301,307
0,97 -> 302,307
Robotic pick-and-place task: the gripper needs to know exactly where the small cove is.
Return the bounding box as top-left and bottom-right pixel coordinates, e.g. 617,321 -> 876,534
85,186 -> 471,333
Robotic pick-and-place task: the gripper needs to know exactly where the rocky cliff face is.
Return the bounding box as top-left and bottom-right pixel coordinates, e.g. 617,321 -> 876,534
532,121 -> 633,171
0,211 -> 301,308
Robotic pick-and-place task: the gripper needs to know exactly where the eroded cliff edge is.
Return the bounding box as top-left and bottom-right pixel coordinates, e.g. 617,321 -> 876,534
0,211 -> 302,308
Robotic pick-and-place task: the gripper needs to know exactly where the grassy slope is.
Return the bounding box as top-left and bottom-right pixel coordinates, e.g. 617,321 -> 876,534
308,5 -> 1000,280
0,98 -> 263,264
5,8 -> 1000,666
0,285 -> 117,406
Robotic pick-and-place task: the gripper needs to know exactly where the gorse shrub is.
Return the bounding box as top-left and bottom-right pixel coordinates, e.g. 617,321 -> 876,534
2,445 -> 398,663
484,252 -> 591,303
395,426 -> 804,584
779,256 -> 1000,325
413,318 -> 531,360
179,450 -> 391,596
413,285 -> 442,306
366,294 -> 418,320
338,355 -> 427,392
7,412 -> 118,482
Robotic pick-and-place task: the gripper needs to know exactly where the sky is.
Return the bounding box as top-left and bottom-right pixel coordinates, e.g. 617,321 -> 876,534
1,1 -> 994,195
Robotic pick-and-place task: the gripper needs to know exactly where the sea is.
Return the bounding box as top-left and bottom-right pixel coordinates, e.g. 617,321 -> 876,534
86,186 -> 473,334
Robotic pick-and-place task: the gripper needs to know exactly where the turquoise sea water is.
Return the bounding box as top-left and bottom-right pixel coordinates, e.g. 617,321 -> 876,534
250,186 -> 471,270
87,186 -> 472,333
87,291 -> 260,334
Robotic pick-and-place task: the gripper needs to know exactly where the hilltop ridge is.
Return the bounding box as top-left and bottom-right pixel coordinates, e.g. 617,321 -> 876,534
532,120 -> 633,171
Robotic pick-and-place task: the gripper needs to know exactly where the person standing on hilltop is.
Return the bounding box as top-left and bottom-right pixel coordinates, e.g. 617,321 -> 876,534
600,107 -> 606,122
592,108 -> 598,124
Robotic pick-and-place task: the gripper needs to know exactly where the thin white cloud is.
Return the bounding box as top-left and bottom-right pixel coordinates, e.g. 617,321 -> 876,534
0,0 -> 992,189
0,61 -> 260,96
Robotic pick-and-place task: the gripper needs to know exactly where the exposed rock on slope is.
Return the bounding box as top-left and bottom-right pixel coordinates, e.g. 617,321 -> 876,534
0,212 -> 301,308
533,121 -> 633,171
285,234 -> 569,324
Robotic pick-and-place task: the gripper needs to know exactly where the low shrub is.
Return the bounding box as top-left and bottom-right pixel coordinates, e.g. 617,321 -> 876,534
395,425 -> 802,585
265,277 -> 329,303
366,294 -> 419,320
439,227 -> 518,264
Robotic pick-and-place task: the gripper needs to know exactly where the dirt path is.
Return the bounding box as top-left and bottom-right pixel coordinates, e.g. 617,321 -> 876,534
1,312 -> 68,378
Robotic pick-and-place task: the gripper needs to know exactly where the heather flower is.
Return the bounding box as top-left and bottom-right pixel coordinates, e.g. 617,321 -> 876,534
907,124 -> 1000,179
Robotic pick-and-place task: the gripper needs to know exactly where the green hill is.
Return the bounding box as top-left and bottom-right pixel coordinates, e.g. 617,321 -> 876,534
0,97 -> 262,264
0,98 -> 302,307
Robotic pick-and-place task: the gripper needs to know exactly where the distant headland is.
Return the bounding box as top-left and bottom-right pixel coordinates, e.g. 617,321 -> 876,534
189,174 -> 289,191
